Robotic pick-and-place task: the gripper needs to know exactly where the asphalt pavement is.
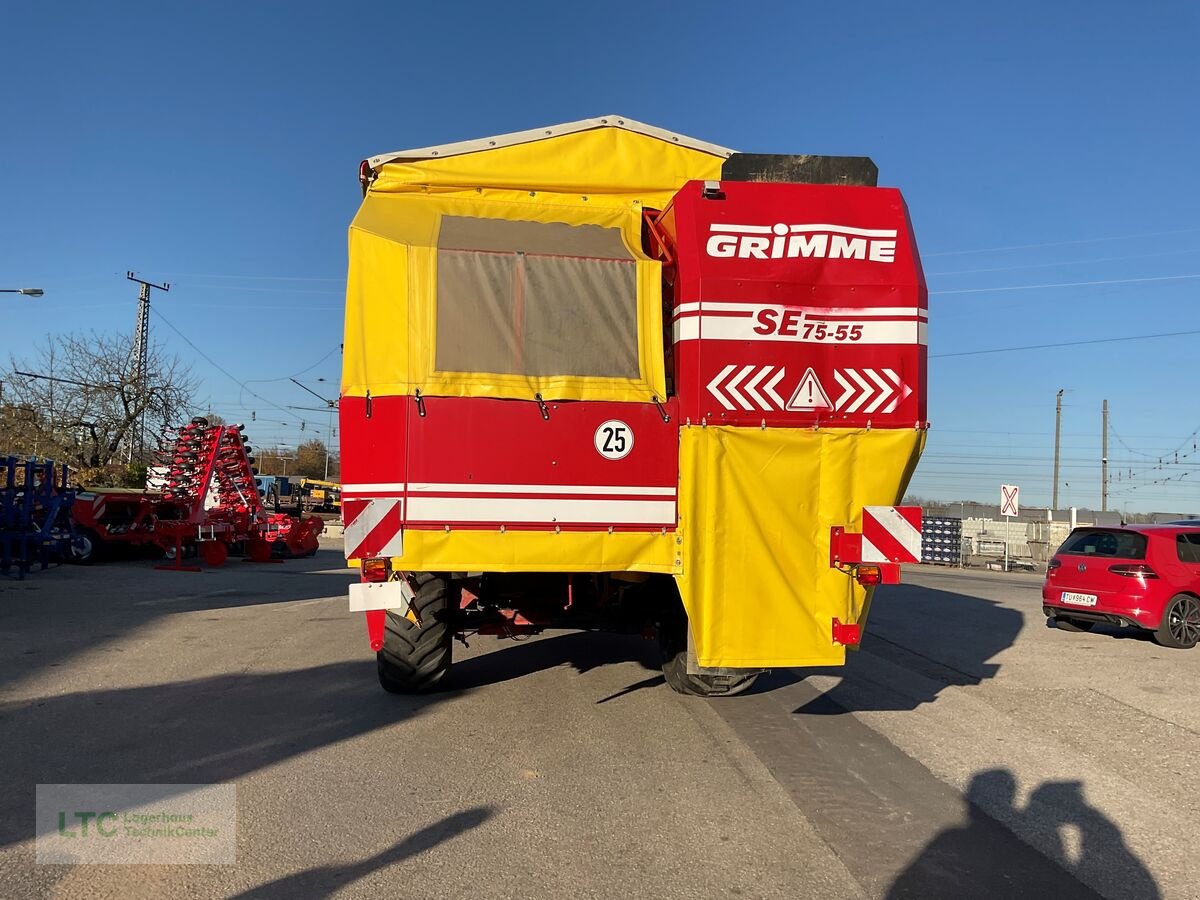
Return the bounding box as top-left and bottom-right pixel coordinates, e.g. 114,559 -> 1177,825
1,548 -> 1194,899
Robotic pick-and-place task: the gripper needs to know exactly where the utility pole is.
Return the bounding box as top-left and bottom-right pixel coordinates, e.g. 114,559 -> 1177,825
1052,388 -> 1064,511
126,272 -> 170,462
1102,399 -> 1109,512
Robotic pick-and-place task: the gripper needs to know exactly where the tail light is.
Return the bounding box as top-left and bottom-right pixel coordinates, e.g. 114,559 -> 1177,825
1047,558 -> 1061,571
362,557 -> 391,583
856,564 -> 882,586
1109,564 -> 1158,579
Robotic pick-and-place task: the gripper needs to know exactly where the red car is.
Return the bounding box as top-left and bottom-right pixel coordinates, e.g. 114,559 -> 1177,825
1042,525 -> 1200,649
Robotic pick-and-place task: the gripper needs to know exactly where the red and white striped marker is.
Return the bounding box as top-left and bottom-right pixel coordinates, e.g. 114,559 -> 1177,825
860,506 -> 922,564
343,498 -> 404,560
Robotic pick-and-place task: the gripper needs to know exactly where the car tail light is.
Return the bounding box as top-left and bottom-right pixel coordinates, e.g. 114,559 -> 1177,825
1047,558 -> 1061,571
1108,564 -> 1158,579
362,557 -> 391,583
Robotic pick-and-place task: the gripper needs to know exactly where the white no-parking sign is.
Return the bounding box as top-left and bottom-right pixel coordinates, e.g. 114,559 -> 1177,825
1000,484 -> 1020,517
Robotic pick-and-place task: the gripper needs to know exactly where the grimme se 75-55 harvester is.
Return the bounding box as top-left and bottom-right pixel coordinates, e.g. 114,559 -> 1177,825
340,117 -> 927,696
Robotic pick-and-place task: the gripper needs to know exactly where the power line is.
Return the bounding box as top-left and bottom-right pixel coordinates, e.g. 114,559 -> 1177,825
930,328 -> 1200,359
931,273 -> 1200,296
151,307 -> 298,420
139,271 -> 342,282
923,227 -> 1200,258
927,246 -> 1200,277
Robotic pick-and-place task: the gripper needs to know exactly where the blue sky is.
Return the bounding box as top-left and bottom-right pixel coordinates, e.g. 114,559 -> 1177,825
2,1 -> 1197,512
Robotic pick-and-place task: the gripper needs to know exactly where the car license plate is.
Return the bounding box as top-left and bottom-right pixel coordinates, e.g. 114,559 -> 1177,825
1061,592 -> 1098,606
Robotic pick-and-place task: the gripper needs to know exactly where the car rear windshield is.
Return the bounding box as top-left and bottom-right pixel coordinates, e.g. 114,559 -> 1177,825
1059,529 -> 1148,560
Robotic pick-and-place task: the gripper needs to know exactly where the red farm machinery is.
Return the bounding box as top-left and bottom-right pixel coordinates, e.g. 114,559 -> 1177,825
340,117 -> 927,696
71,417 -> 323,567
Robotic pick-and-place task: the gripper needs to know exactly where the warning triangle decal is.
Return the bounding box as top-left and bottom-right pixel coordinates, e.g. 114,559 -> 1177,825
786,367 -> 832,411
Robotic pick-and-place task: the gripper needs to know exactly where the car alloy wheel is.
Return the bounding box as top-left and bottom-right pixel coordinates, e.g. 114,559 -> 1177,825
1167,595 -> 1200,647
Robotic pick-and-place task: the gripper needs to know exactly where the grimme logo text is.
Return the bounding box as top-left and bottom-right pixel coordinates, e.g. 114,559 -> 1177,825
706,223 -> 897,263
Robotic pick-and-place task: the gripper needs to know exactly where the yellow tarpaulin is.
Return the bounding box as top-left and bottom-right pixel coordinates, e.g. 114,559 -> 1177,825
676,426 -> 926,668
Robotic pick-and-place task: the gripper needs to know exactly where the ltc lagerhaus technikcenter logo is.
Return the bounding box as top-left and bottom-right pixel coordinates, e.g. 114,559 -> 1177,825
36,784 -> 236,864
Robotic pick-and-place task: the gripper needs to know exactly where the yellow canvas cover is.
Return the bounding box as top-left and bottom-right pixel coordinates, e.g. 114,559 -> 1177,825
677,426 -> 925,668
344,126 -> 726,402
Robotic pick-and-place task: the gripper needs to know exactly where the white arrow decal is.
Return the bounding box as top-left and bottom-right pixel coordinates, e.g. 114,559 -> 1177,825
845,368 -> 874,413
743,366 -> 774,411
833,368 -> 912,415
706,364 -> 738,411
864,368 -> 893,414
764,368 -> 787,409
707,365 -> 790,411
834,370 -> 855,410
725,365 -> 756,411
882,368 -> 912,413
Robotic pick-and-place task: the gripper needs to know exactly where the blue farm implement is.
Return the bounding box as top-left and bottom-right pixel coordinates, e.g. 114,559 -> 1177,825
0,457 -> 77,579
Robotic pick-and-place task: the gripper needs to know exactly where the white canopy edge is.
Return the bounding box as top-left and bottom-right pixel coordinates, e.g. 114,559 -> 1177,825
365,115 -> 738,169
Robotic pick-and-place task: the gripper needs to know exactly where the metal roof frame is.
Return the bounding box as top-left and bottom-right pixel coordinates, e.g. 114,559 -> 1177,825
364,115 -> 737,170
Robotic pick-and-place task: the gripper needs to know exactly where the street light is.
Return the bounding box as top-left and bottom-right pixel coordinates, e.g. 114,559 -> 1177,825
1,288 -> 44,297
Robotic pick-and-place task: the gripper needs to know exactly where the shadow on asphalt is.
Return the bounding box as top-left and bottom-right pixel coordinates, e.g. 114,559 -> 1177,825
228,806 -> 495,898
0,549 -> 357,690
887,769 -> 1159,900
0,631 -> 658,849
781,583 -> 1024,713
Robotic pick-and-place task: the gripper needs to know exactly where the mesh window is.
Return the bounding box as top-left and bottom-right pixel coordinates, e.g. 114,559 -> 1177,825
435,217 -> 640,378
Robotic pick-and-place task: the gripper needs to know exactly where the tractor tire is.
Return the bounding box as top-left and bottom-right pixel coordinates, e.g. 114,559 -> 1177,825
377,572 -> 453,693
658,595 -> 758,697
661,644 -> 759,697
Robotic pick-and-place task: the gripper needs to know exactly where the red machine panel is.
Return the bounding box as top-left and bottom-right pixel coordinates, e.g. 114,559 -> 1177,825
659,180 -> 927,429
340,395 -> 679,537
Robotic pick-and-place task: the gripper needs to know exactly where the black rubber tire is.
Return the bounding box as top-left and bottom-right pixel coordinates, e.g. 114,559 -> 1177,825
1052,616 -> 1095,632
658,595 -> 758,697
1153,594 -> 1200,649
377,572 -> 453,693
71,530 -> 100,566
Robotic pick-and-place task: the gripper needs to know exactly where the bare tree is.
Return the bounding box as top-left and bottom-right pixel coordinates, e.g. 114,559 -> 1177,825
1,331 -> 198,474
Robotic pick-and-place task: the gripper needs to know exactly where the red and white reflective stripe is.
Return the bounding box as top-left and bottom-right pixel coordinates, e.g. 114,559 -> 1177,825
344,498 -> 404,559
343,483 -> 677,528
861,506 -> 922,564
672,302 -> 928,345
342,482 -> 405,497
92,495 -> 107,522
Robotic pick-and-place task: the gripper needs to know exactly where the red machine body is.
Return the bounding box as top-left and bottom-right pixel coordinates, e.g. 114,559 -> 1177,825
658,180 -> 927,429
